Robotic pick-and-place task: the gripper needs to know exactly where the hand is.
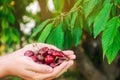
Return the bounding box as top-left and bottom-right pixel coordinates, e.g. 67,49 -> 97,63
0,43 -> 76,80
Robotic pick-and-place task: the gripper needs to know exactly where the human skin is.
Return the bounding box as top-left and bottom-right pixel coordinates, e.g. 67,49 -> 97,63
0,43 -> 76,80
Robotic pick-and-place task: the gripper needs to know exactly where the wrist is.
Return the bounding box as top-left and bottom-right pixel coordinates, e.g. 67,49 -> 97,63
0,55 -> 9,78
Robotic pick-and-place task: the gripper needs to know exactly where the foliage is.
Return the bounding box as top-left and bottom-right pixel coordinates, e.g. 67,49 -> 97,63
31,0 -> 120,64
0,0 -> 34,54
0,0 -> 20,45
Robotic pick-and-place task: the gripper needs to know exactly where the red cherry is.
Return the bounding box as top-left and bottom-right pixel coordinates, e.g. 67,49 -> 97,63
48,49 -> 55,55
24,50 -> 34,57
36,54 -> 44,61
38,47 -> 49,56
31,56 -> 38,62
52,51 -> 62,57
45,55 -> 54,64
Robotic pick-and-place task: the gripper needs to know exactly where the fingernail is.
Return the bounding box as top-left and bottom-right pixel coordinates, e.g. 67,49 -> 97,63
46,67 -> 53,72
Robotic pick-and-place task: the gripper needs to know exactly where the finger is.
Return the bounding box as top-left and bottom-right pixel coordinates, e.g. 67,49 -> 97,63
26,61 -> 53,73
62,51 -> 76,59
43,61 -> 69,79
62,50 -> 74,56
56,60 -> 74,77
68,55 -> 76,60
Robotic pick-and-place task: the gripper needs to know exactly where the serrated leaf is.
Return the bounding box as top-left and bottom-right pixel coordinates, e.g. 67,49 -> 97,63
31,19 -> 50,38
102,17 -> 120,64
71,11 -> 78,29
87,0 -> 103,26
106,31 -> 120,64
93,3 -> 112,38
102,17 -> 119,51
53,0 -> 64,12
83,0 -> 97,18
38,23 -> 53,42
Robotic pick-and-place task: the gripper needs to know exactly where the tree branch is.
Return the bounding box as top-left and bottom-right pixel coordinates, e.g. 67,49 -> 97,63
73,45 -> 107,80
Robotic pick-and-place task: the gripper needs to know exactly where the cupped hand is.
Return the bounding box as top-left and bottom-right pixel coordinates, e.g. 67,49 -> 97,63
0,43 -> 76,80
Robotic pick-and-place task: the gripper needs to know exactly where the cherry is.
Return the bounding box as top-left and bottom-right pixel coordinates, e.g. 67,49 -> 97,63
36,54 -> 44,61
38,47 -> 49,57
31,56 -> 38,62
45,55 -> 54,64
24,47 -> 69,68
48,49 -> 55,55
52,51 -> 62,57
24,50 -> 34,57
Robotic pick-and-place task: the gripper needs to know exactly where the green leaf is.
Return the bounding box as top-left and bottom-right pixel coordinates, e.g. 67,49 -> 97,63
106,31 -> 120,64
38,22 -> 53,42
46,22 -> 64,50
83,0 -> 97,18
93,3 -> 112,38
1,33 -> 8,44
31,19 -> 50,38
71,11 -> 78,29
102,17 -> 120,64
71,0 -> 82,11
53,0 -> 64,12
87,0 -> 103,26
64,30 -> 73,49
2,0 -> 11,4
11,28 -> 20,43
72,24 -> 82,46
46,28 -> 56,45
103,0 -> 111,5
8,11 -> 15,24
1,19 -> 8,29
65,13 -> 71,30
102,17 -> 119,51
55,23 -> 64,50
72,18 -> 82,46
113,0 -> 120,5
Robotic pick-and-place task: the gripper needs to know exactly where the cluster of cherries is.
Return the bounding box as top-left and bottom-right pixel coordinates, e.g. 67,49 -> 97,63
24,47 -> 69,68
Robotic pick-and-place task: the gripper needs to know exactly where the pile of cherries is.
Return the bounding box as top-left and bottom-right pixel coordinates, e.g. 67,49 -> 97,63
24,47 -> 69,68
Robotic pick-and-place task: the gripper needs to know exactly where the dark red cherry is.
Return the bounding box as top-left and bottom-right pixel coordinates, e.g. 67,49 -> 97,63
52,51 -> 62,57
24,50 -> 34,57
38,47 -> 49,56
48,49 -> 55,55
31,56 -> 38,62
